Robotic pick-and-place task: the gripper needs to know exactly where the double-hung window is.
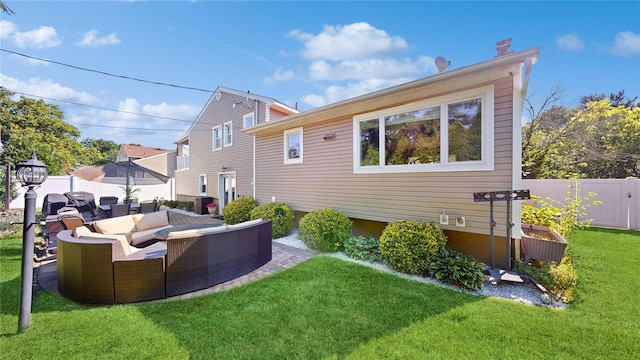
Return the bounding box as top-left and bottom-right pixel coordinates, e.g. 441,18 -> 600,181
243,113 -> 254,128
284,127 -> 303,164
354,86 -> 493,173
212,126 -> 222,151
223,121 -> 233,147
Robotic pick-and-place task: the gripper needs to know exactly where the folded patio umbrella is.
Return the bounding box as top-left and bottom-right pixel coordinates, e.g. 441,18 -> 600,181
70,160 -> 170,201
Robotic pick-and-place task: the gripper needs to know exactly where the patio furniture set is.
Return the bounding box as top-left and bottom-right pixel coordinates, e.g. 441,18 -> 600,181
56,215 -> 273,304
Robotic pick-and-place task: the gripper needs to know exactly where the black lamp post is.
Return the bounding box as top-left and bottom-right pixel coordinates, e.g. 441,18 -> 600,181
15,152 -> 48,333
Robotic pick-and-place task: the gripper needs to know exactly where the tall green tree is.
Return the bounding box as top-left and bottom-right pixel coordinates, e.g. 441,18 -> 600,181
0,87 -> 84,175
523,87 -> 639,179
80,138 -> 119,165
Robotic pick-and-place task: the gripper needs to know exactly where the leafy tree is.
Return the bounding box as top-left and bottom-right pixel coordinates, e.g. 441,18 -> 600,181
0,87 -> 84,175
523,87 -> 639,179
81,138 -> 119,165
579,90 -> 638,109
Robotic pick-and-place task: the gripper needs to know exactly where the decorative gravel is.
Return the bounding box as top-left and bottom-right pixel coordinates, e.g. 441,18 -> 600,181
274,230 -> 566,309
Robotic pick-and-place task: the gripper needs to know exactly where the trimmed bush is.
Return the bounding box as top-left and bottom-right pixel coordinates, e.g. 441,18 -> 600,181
343,235 -> 382,263
298,208 -> 352,252
222,197 -> 257,225
379,220 -> 447,275
426,247 -> 485,290
250,201 -> 294,239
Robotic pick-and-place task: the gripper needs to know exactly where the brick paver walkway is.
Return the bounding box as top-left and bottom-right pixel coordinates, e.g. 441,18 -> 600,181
34,208 -> 316,303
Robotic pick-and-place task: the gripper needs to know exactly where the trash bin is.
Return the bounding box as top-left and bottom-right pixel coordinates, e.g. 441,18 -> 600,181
193,196 -> 214,215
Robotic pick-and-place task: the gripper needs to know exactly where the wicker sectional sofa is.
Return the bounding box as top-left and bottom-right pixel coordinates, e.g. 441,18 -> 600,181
56,219 -> 273,304
91,210 -> 173,247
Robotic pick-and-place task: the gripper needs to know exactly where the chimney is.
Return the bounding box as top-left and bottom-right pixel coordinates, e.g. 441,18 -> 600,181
495,38 -> 513,57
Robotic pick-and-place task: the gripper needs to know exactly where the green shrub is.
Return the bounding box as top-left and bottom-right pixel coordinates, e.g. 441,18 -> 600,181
298,209 -> 352,252
513,252 -> 578,302
426,247 -> 485,291
222,197 -> 257,225
249,201 -> 294,238
343,235 -> 382,262
379,220 -> 447,275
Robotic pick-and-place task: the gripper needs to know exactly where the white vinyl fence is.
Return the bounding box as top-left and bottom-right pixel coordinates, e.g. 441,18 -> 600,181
522,178 -> 639,230
8,175 -> 175,210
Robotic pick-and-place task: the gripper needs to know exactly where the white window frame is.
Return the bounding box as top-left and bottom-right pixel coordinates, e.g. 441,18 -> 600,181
243,112 -> 254,128
353,86 -> 494,174
223,121 -> 233,147
212,125 -> 222,151
284,127 -> 303,164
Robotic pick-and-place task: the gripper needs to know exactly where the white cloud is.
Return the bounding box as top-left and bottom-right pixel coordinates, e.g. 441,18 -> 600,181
610,31 -> 640,56
301,77 -> 411,108
77,30 -> 121,48
264,68 -> 295,85
0,20 -> 17,39
0,74 -> 98,104
0,74 -> 196,147
308,56 -> 435,81
11,25 -> 61,49
286,22 -> 436,108
289,22 -> 408,61
555,33 -> 584,52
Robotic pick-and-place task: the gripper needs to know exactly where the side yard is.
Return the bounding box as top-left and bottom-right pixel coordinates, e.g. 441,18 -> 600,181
1,227 -> 638,358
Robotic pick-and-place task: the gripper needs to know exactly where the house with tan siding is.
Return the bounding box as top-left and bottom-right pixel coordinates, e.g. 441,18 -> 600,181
116,144 -> 176,177
244,42 -> 539,268
174,86 -> 298,210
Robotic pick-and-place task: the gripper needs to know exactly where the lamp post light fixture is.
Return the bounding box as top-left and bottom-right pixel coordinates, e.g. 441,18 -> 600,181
15,152 -> 48,333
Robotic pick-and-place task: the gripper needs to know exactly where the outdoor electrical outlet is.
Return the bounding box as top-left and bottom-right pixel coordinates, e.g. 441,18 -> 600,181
456,216 -> 466,227
271,196 -> 276,202
440,212 -> 449,225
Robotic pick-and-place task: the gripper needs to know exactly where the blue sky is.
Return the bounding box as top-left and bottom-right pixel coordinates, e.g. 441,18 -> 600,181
1,1 -> 639,150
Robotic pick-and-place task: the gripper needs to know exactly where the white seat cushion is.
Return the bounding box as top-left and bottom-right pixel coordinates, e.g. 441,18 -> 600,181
93,215 -> 136,235
133,210 -> 169,231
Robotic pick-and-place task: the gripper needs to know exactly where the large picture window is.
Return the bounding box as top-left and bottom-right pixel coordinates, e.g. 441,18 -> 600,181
284,127 -> 303,164
354,86 -> 493,173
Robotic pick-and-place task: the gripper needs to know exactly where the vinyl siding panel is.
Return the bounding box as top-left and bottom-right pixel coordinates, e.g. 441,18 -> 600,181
255,76 -> 516,237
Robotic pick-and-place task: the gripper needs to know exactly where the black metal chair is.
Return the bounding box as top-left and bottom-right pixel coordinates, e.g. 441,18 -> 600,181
154,197 -> 164,212
109,203 -> 131,218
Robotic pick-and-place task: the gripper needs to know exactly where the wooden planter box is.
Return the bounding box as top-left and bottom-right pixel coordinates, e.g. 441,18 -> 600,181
521,224 -> 567,264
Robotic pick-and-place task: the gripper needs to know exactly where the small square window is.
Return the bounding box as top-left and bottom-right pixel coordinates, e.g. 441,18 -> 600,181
243,113 -> 254,128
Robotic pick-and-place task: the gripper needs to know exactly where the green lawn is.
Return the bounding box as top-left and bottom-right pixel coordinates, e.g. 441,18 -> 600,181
1,227 -> 639,359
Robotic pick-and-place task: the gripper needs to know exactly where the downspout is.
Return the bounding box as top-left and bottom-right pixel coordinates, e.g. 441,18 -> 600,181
252,99 -> 258,198
511,56 -> 536,251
